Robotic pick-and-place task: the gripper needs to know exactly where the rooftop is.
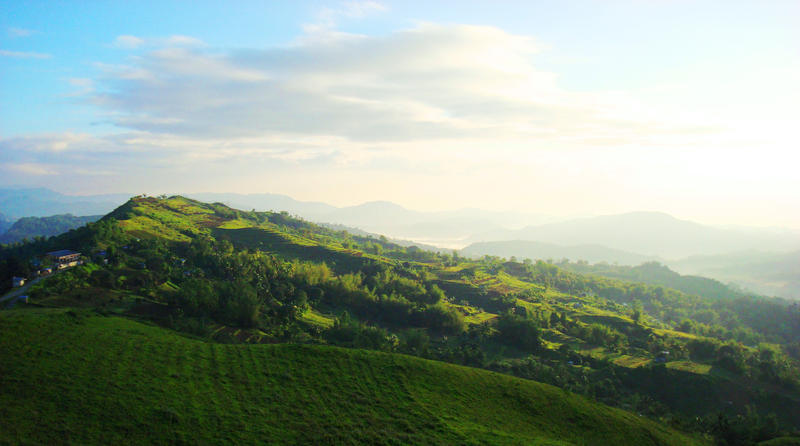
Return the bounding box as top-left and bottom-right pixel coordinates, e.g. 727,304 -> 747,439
47,250 -> 81,257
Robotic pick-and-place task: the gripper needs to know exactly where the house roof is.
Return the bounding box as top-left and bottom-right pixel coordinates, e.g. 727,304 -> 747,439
47,250 -> 81,257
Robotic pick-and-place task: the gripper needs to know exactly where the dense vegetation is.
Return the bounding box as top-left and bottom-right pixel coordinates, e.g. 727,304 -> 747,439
2,196 -> 799,444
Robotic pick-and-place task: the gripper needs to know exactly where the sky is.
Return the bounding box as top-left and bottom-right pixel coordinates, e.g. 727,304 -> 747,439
1,0 -> 799,229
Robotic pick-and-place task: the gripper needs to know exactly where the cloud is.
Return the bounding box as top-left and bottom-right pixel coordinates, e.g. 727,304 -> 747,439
305,1 -> 387,32
4,163 -> 58,176
0,49 -> 51,59
7,27 -> 37,38
163,35 -> 205,47
0,132 -> 107,153
112,34 -> 205,49
65,78 -> 95,96
322,0 -> 387,20
89,23 -> 671,150
112,35 -> 145,49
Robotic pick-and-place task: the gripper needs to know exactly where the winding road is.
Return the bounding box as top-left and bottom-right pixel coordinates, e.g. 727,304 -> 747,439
0,271 -> 61,306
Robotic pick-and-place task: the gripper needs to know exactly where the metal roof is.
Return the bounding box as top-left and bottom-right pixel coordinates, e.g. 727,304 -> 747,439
46,250 -> 81,257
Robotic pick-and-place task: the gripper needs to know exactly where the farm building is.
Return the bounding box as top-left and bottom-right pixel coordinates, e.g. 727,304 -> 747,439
47,250 -> 82,264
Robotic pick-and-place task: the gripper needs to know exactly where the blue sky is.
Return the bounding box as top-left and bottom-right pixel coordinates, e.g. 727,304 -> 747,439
1,1 -> 799,228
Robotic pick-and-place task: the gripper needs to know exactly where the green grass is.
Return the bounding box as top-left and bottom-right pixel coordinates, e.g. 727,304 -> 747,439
444,301 -> 497,325
0,309 -> 706,445
300,308 -> 336,328
653,328 -> 700,340
758,437 -> 800,445
666,361 -> 712,375
215,227 -> 389,273
612,355 -> 653,368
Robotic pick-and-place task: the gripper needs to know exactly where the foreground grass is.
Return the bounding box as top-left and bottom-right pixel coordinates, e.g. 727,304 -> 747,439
0,309 -> 706,445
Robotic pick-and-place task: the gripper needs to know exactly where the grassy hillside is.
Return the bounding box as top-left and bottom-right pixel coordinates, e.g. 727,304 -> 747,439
0,308 -> 705,445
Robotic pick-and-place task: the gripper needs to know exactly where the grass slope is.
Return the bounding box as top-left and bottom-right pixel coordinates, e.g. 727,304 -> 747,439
0,309 -> 705,445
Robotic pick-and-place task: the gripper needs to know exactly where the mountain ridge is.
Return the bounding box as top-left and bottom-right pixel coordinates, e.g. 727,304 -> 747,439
469,211 -> 800,259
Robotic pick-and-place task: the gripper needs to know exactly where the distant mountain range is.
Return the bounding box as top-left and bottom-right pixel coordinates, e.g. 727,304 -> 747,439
187,193 -> 553,247
0,214 -> 102,245
465,212 -> 800,259
669,250 -> 800,299
0,187 -> 129,219
0,213 -> 13,235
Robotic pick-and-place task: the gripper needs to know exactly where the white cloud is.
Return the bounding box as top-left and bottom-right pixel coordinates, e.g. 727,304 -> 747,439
330,1 -> 387,19
112,35 -> 145,49
65,78 -> 95,96
4,163 -> 58,176
7,27 -> 36,38
0,49 -> 51,59
163,35 -> 205,47
1,133 -> 103,152
90,24 -> 674,149
111,34 -> 206,50
306,1 -> 387,32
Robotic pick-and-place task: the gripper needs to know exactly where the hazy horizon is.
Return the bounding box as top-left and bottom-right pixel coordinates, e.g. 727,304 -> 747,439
4,185 -> 800,236
2,1 -> 798,229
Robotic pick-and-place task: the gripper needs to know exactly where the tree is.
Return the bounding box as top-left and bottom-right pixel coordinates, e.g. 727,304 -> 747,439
496,313 -> 541,351
632,300 -> 643,324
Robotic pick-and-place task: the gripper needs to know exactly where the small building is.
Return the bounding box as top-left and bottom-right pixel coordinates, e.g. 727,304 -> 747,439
47,250 -> 82,264
12,276 -> 26,287
17,295 -> 28,304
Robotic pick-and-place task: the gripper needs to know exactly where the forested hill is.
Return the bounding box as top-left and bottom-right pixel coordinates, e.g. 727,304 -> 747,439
2,195 -> 799,444
558,261 -> 744,300
462,239 -> 656,265
0,213 -> 12,235
0,214 -> 101,245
